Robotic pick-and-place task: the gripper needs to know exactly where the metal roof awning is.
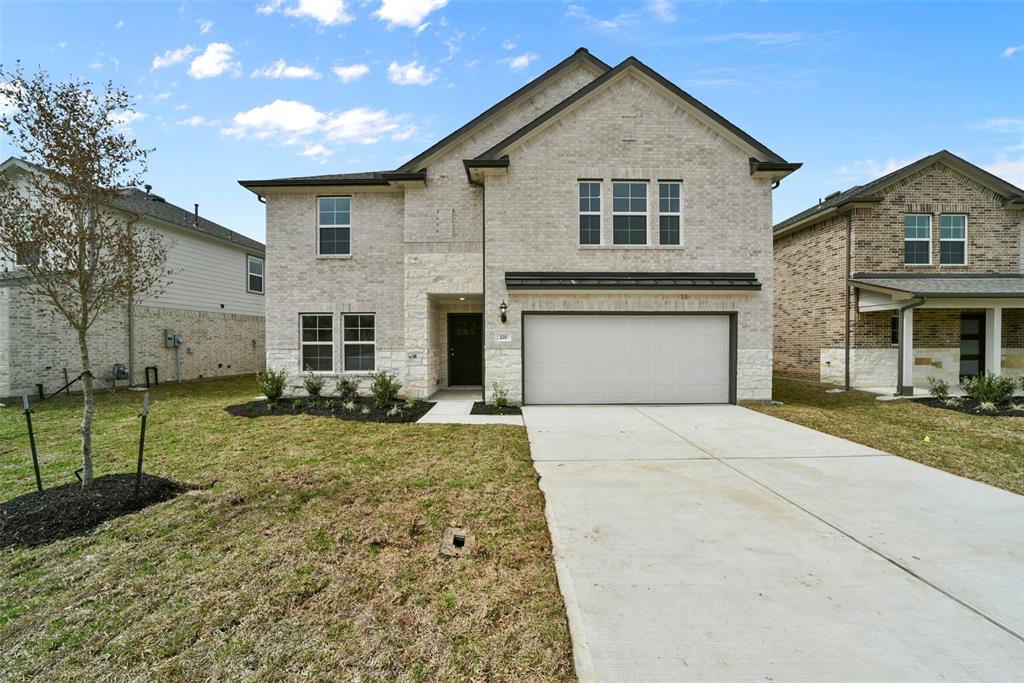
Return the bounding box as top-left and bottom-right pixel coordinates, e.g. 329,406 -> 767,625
505,271 -> 762,291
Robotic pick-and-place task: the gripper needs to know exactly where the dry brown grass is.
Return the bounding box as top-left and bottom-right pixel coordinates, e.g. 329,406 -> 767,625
749,378 -> 1024,494
0,375 -> 574,682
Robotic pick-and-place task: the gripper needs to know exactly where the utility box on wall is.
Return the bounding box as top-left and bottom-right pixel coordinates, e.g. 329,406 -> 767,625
164,329 -> 183,348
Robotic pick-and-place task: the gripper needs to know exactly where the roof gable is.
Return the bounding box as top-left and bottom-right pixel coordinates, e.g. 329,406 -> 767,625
475,56 -> 789,164
774,150 -> 1024,237
394,48 -> 610,173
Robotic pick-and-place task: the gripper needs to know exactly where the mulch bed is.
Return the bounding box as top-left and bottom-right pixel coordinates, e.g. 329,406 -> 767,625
470,402 -> 522,416
0,473 -> 187,548
225,396 -> 435,423
914,397 -> 1024,417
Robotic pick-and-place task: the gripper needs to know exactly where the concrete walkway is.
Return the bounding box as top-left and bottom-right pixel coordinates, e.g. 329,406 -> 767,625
416,389 -> 523,425
524,405 -> 1024,682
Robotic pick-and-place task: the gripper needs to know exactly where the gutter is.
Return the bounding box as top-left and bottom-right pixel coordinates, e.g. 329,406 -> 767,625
895,297 -> 928,396
844,212 -> 852,390
466,172 -> 486,403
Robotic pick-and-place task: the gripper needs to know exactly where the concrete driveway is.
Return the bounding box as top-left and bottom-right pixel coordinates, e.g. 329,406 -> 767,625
524,405 -> 1024,682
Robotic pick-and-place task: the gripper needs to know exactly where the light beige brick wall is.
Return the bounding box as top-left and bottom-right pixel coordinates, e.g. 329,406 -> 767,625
483,72 -> 775,401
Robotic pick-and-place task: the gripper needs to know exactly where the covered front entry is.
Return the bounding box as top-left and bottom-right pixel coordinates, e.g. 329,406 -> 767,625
447,313 -> 483,386
522,313 -> 735,405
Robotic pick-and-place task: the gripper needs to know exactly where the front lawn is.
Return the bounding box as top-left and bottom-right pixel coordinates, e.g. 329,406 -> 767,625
0,376 -> 573,681
749,378 -> 1024,495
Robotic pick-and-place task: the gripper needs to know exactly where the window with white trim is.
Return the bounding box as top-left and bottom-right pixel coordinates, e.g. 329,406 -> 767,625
939,214 -> 966,266
612,182 -> 647,245
300,314 -> 333,372
658,182 -> 681,245
578,181 -> 601,245
343,314 -> 375,372
247,255 -> 264,293
904,214 -> 931,265
318,196 -> 351,255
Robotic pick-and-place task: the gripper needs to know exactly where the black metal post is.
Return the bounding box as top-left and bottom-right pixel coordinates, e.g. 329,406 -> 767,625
22,395 -> 42,492
134,393 -> 149,500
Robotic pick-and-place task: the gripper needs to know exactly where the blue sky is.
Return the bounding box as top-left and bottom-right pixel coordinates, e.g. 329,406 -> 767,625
1,1 -> 1022,242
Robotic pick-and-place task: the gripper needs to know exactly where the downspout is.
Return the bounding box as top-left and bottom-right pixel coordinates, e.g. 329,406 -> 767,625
844,212 -> 852,391
468,174 -> 486,403
895,297 -> 928,396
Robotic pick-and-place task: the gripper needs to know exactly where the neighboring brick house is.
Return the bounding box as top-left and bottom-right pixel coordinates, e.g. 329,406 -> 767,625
773,150 -> 1024,393
0,157 -> 267,399
241,49 -> 798,404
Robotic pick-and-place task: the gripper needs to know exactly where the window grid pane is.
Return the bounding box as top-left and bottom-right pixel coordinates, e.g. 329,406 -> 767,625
578,182 -> 601,244
579,215 -> 601,245
300,314 -> 333,372
343,314 -> 375,372
320,227 -> 351,255
613,215 -> 647,245
940,241 -> 965,265
659,215 -> 680,245
905,240 -> 930,265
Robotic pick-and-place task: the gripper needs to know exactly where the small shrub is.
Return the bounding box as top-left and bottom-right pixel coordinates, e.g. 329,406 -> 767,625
291,399 -> 303,411
978,400 -> 998,412
370,371 -> 402,409
926,376 -> 950,401
1010,403 -> 1024,412
336,376 -> 359,401
962,372 -> 1016,404
403,398 -> 417,409
360,406 -> 371,415
343,400 -> 357,412
492,383 -> 509,409
387,405 -> 402,417
943,397 -> 962,408
256,368 -> 288,404
303,370 -> 325,398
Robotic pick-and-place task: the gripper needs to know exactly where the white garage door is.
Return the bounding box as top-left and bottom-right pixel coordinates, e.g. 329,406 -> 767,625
523,314 -> 732,405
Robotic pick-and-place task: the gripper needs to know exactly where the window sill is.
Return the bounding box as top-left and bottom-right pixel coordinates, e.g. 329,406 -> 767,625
316,254 -> 352,260
578,244 -> 685,250
939,264 -> 968,268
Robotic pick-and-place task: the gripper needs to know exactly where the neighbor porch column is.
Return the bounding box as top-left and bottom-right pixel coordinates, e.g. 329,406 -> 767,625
985,306 -> 1003,376
898,306 -> 916,396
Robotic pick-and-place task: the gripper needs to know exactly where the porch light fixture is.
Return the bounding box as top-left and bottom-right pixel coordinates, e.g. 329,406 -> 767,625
499,300 -> 508,323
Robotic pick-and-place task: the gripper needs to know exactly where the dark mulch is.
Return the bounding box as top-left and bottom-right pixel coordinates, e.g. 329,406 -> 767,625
915,397 -> 1024,417
225,396 -> 435,423
471,401 -> 523,416
0,473 -> 187,548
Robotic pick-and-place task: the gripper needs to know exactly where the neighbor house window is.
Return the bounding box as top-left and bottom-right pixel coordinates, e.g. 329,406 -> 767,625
939,214 -> 967,266
247,255 -> 264,293
301,314 -> 333,372
578,181 -> 601,245
658,182 -> 682,245
904,214 -> 931,265
14,240 -> 40,267
318,196 -> 351,255
343,314 -> 375,372
612,182 -> 647,245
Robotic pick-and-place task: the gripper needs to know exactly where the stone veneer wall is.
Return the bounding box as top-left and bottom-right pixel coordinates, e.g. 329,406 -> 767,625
0,281 -> 265,398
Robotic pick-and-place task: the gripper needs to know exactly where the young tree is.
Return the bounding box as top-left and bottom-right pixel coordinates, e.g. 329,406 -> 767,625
0,65 -> 168,488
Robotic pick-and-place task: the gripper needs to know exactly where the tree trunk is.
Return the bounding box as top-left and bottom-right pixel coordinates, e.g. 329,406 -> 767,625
77,327 -> 94,488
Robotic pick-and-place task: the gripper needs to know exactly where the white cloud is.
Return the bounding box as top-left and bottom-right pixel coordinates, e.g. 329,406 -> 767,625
700,32 -> 805,46
222,99 -> 415,153
648,0 -> 674,22
832,157 -> 915,184
115,20 -> 125,29
198,19 -> 214,34
504,52 -> 537,71
174,103 -> 189,111
1002,45 -> 1023,58
973,118 -> 1024,134
258,0 -> 353,26
252,59 -> 321,79
501,40 -> 516,51
387,60 -> 436,86
375,0 -> 447,29
152,45 -> 195,70
0,84 -> 21,116
565,4 -> 639,31
332,63 -> 370,83
985,157 -> 1024,188
300,144 -> 333,161
188,43 -> 239,79
88,61 -> 104,70
109,110 -> 145,131
151,92 -> 173,103
177,115 -> 219,126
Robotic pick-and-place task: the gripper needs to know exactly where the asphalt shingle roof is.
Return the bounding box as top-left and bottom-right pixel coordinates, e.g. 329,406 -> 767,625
849,274 -> 1024,298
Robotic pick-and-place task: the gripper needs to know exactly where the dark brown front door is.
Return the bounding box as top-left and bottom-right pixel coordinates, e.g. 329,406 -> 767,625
960,314 -> 985,379
448,313 -> 483,386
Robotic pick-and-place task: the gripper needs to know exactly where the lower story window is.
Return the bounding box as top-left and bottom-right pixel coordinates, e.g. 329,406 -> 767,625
343,314 -> 375,371
891,312 -> 899,345
301,314 -> 333,372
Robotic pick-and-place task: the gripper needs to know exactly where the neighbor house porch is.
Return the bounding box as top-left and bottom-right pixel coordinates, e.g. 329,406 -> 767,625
850,275 -> 1024,395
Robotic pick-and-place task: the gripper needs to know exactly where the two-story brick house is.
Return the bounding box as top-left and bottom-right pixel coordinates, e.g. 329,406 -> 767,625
773,150 -> 1024,394
241,49 -> 799,404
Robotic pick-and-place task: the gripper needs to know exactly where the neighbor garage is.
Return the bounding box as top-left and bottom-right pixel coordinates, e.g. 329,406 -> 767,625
522,313 -> 734,405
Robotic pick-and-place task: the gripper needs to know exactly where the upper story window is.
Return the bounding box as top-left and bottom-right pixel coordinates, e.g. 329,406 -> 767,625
301,313 -> 333,372
247,255 -> 264,294
939,214 -> 967,266
318,196 -> 351,255
658,182 -> 682,246
903,214 -> 931,265
578,181 -> 601,245
14,241 -> 40,268
343,314 -> 375,372
612,182 -> 647,245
